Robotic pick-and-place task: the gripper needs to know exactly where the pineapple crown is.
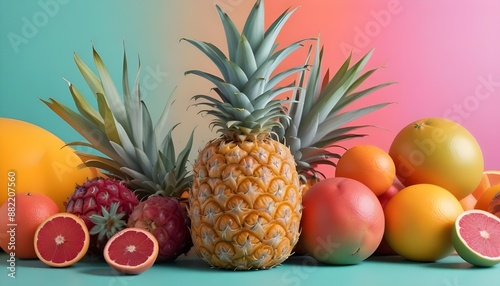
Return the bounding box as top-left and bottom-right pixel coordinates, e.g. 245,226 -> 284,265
41,44 -> 194,200
182,0 -> 311,141
89,202 -> 126,241
276,37 -> 395,180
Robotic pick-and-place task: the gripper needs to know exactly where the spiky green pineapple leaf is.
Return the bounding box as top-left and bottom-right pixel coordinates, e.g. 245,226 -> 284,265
73,52 -> 104,98
77,158 -> 127,179
74,151 -> 123,171
109,141 -> 141,171
298,52 -> 374,139
298,113 -> 319,147
96,92 -> 121,145
66,80 -> 103,128
215,4 -> 241,62
92,46 -> 129,133
130,58 -> 144,147
236,35 -> 258,77
319,103 -> 392,136
121,44 -> 142,149
157,150 -> 174,177
180,39 -> 249,86
252,83 -> 299,110
140,101 -> 158,164
175,129 -> 195,182
134,147 -> 154,180
184,70 -> 242,106
312,125 -> 373,148
322,52 -> 354,95
41,98 -> 118,161
331,82 -> 395,116
254,6 -> 298,65
120,167 -> 152,186
242,0 -> 264,52
161,126 -> 176,171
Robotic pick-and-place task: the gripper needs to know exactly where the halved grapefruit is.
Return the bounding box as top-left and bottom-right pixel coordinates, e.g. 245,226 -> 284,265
34,212 -> 90,267
452,209 -> 500,267
475,184 -> 500,211
103,227 -> 159,275
472,170 -> 500,199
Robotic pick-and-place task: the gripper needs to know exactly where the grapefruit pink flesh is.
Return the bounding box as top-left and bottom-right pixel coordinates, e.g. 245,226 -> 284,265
107,231 -> 156,266
452,210 -> 500,267
34,213 -> 90,267
104,228 -> 159,274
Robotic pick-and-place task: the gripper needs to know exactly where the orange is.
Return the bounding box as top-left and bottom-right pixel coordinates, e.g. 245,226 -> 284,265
384,184 -> 464,262
472,170 -> 500,199
0,192 -> 59,258
335,145 -> 396,196
475,184 -> 500,211
0,118 -> 99,211
34,212 -> 90,267
389,117 -> 484,200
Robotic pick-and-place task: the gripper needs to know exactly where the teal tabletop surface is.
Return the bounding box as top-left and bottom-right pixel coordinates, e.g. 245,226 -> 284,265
1,251 -> 499,286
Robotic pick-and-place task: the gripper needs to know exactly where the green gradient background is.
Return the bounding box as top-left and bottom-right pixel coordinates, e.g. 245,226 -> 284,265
1,0 -> 184,143
0,0 -> 259,158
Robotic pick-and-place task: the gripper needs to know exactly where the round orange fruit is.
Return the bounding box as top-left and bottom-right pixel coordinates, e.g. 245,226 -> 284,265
475,184 -> 500,211
384,184 -> 464,262
0,192 -> 59,259
389,117 -> 484,200
335,145 -> 396,196
0,118 -> 99,211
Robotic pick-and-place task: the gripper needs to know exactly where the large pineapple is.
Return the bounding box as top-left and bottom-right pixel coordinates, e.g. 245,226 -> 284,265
276,39 -> 395,193
41,45 -> 194,260
183,0 -> 306,269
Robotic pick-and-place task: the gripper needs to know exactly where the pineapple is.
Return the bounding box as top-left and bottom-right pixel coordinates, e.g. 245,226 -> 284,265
66,177 -> 139,255
276,39 -> 395,194
183,0 -> 307,269
41,45 -> 194,261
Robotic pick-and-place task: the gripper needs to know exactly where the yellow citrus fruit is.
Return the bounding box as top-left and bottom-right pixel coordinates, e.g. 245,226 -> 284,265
384,183 -> 464,262
0,118 -> 99,211
389,117 -> 484,200
335,145 -> 396,196
475,184 -> 500,211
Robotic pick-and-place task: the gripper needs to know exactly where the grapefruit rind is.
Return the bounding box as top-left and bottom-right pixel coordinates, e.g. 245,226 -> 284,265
452,210 -> 500,267
34,213 -> 90,267
103,227 -> 159,275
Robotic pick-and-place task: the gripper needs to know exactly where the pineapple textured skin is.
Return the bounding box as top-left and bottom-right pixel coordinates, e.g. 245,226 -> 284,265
189,137 -> 301,269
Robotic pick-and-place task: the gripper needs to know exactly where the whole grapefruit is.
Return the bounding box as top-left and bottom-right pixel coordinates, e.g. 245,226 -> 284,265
300,177 -> 385,265
0,118 -> 99,211
389,117 -> 483,200
0,192 -> 59,259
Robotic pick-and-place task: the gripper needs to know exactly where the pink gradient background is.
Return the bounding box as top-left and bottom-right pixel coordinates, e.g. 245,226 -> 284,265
255,0 -> 500,173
